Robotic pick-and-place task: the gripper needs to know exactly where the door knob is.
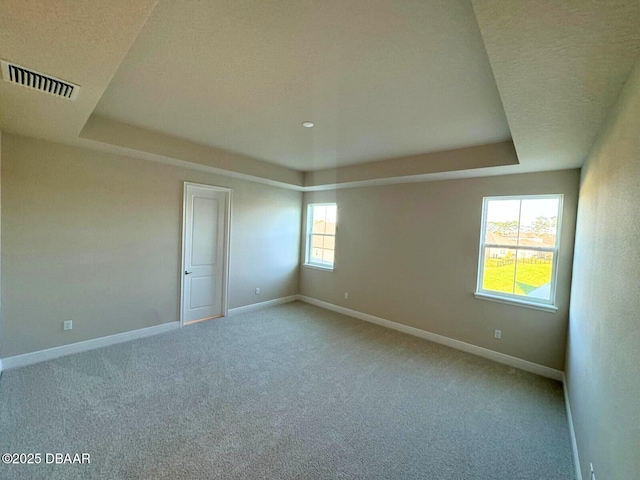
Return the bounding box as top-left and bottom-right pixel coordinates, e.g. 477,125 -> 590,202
185,271 -> 192,275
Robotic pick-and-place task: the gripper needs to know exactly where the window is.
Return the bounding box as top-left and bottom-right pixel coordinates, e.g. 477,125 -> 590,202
305,203 -> 337,270
476,195 -> 563,310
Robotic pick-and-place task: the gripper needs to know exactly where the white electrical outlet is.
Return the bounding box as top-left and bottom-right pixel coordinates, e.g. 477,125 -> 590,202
494,329 -> 501,339
63,320 -> 73,331
344,292 -> 349,299
255,287 -> 260,295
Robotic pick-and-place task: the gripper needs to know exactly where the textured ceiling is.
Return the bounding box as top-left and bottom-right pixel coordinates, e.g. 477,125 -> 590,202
472,0 -> 640,171
93,0 -> 511,171
1,1 -> 639,189
0,0 -> 157,142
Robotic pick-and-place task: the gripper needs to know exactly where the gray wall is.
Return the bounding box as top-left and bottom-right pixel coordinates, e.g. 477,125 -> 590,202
0,131 -> 2,355
1,134 -> 301,357
301,169 -> 580,370
566,60 -> 640,480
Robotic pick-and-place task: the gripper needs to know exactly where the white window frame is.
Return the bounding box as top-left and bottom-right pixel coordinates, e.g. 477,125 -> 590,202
475,194 -> 563,312
304,203 -> 337,271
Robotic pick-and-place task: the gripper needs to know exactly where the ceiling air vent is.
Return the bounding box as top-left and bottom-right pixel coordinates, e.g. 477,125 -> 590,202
1,59 -> 80,100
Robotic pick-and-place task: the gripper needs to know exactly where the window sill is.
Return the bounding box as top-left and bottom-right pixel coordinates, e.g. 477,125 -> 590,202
303,263 -> 334,272
474,292 -> 558,313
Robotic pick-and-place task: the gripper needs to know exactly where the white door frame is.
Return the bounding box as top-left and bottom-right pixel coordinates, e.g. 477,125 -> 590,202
180,182 -> 232,327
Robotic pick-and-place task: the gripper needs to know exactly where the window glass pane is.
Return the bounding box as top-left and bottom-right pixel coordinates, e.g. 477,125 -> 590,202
324,221 -> 336,235
478,195 -> 561,306
322,249 -> 335,265
311,235 -> 324,248
312,205 -> 327,233
325,205 -> 337,234
514,250 -> 554,300
307,203 -> 336,268
323,235 -> 335,250
310,246 -> 323,264
485,199 -> 520,245
482,247 -> 516,294
312,221 -> 325,234
518,198 -> 560,247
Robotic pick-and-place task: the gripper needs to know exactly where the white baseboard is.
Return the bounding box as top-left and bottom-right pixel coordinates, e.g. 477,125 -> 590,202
563,374 -> 583,480
1,322 -> 180,372
227,295 -> 300,316
298,295 -> 564,381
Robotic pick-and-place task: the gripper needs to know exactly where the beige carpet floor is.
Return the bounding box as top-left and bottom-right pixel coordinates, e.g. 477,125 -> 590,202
0,301 -> 574,479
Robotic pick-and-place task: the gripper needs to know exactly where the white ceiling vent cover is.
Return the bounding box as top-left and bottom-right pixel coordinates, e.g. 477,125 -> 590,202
1,59 -> 80,100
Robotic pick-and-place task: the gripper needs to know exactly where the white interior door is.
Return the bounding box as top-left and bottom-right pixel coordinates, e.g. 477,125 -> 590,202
182,184 -> 230,325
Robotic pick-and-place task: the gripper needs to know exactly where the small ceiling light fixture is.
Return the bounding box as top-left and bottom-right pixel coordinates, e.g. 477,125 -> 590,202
302,121 -> 314,128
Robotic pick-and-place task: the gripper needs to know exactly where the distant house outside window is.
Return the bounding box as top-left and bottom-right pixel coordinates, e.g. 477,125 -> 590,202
475,195 -> 563,311
305,203 -> 337,270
